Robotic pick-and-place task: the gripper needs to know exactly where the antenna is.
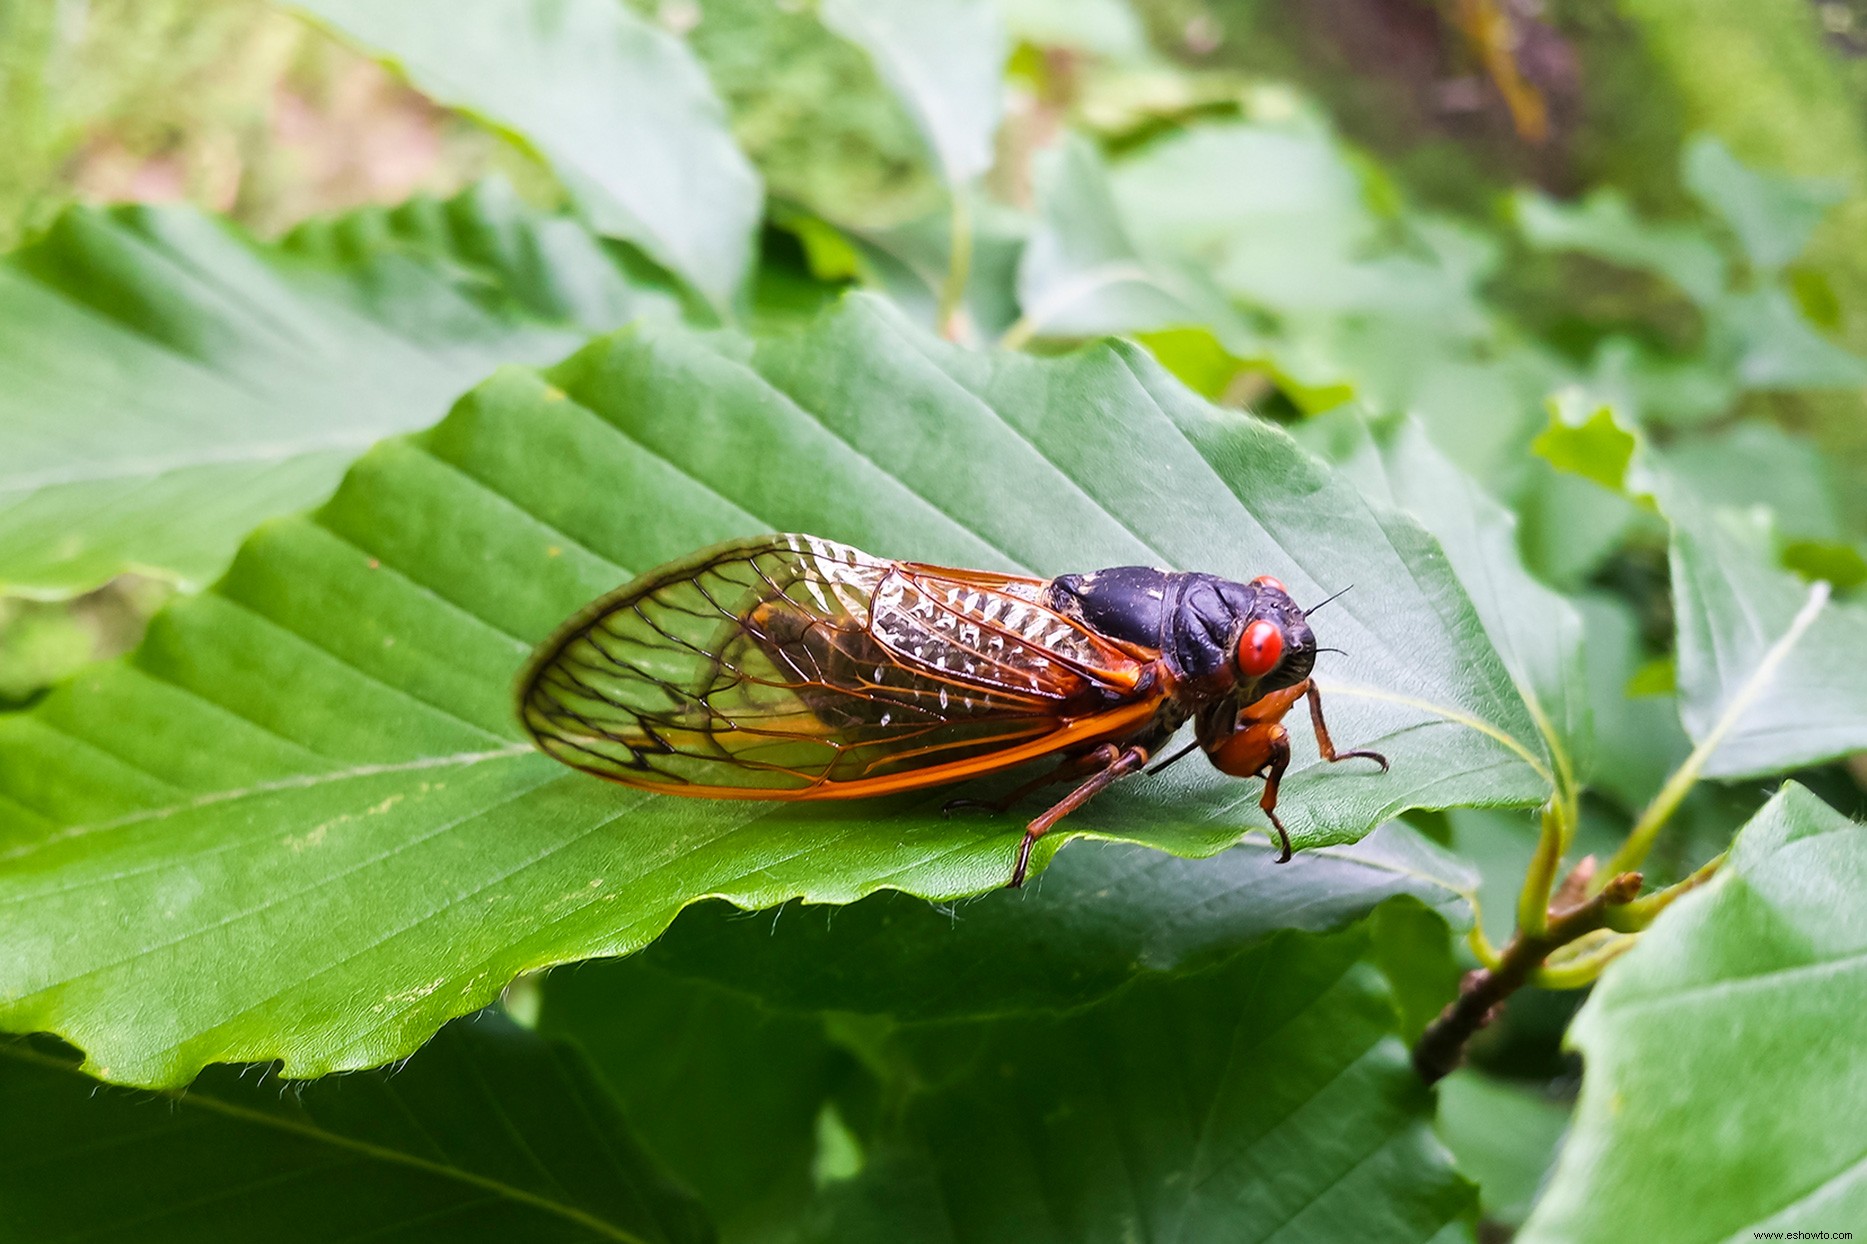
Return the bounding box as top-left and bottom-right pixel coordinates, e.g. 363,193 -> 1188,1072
1304,584 -> 1353,616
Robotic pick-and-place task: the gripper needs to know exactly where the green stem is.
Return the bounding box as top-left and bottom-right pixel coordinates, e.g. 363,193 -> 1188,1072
1413,869 -> 1644,1083
1605,851 -> 1726,933
1465,899 -> 1504,970
1532,934 -> 1637,989
1000,314 -> 1036,352
1471,918 -> 1501,971
1600,581 -> 1830,886
1514,799 -> 1568,939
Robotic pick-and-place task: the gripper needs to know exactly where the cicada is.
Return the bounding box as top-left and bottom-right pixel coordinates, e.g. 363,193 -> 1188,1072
517,534 -> 1387,887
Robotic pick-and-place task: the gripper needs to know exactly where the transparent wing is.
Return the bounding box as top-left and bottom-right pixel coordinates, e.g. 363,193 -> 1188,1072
516,534 -> 1159,797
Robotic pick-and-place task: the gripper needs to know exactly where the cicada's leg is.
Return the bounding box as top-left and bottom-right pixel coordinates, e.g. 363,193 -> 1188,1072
1304,682 -> 1390,770
1207,720 -> 1295,862
1010,743 -> 1149,888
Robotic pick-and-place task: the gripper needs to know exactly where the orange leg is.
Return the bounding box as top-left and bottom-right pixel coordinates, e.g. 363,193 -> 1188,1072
1206,679 -> 1389,862
1010,743 -> 1149,888
1207,721 -> 1295,860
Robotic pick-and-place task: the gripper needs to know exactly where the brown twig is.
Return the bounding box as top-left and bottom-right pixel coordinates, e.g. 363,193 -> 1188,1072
1413,865 -> 1643,1084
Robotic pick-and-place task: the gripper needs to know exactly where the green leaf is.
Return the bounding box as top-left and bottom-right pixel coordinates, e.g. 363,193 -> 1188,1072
543,833 -> 1473,1238
543,960 -> 855,1243
808,924 -> 1476,1242
1512,189 -> 1727,306
819,0 -> 1007,188
0,186 -> 680,597
283,178 -> 693,334
1781,539 -> 1867,591
670,0 -> 943,231
1521,784 -> 1867,1243
629,825 -> 1476,1021
1580,336 -> 1736,429
1365,896 -> 1465,1045
1682,135 -> 1845,274
1664,421 -> 1847,543
1664,478 -> 1867,778
1514,462 -> 1645,592
1111,123 -> 1487,331
1530,393 -> 1642,497
1324,413 -> 1591,795
1574,593 -> 1689,814
834,198 -> 1028,338
0,1015 -> 712,1243
0,295 -> 1546,1088
1014,133 -> 1235,343
1109,121 -> 1372,272
1711,287 -> 1867,390
292,0 -> 763,310
1435,1070 -> 1570,1230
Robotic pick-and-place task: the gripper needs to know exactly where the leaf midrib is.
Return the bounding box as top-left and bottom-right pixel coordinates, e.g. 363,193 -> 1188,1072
0,747 -> 533,864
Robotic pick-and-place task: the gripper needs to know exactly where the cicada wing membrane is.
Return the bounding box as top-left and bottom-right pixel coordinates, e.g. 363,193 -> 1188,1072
517,534 -> 1164,799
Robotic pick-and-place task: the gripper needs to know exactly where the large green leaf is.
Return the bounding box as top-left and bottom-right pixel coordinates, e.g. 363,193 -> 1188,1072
541,835 -> 1473,1238
0,184 -> 680,597
1512,188 -> 1727,306
543,961 -> 855,1244
630,824 -> 1475,1021
1435,1070 -> 1570,1230
825,198 -> 1029,338
1665,477 -> 1867,778
1664,421 -> 1849,543
1572,592 -> 1689,815
1711,287 -> 1867,390
1109,122 -> 1371,273
0,1016 -> 712,1243
819,0 -> 1007,188
292,0 -> 762,310
1521,783 -> 1867,1242
1318,413 -> 1591,792
1014,133 -> 1235,342
1682,135 -> 1844,275
0,295 -> 1544,1088
807,924 -> 1476,1243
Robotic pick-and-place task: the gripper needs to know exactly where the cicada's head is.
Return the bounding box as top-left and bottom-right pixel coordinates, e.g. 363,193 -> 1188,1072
1231,575 -> 1316,697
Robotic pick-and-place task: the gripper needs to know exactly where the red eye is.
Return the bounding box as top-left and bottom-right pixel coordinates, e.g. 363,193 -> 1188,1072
1251,575 -> 1287,593
1237,619 -> 1284,678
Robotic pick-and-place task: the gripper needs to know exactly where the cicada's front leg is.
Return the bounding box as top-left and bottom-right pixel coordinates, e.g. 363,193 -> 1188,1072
1206,709 -> 1297,861
1205,679 -> 1389,862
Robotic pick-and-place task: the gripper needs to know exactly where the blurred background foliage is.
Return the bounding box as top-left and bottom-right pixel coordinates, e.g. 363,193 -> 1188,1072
3,0 -> 1866,1234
